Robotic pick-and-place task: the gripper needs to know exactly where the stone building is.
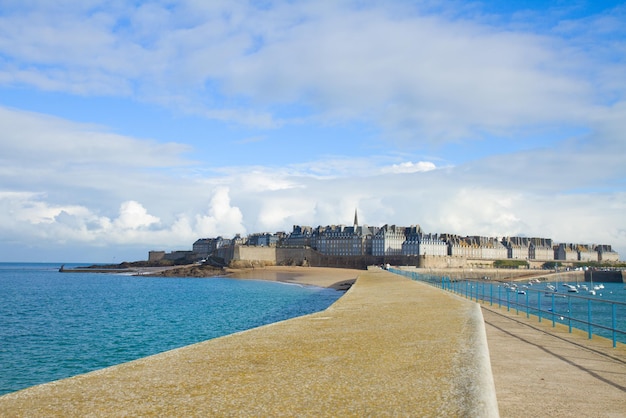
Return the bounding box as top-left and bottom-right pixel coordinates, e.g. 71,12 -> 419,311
555,243 -> 579,261
402,231 -> 447,257
312,224 -> 374,256
372,224 -> 409,256
311,210 -> 376,257
577,244 -> 598,262
529,238 -> 554,260
476,236 -> 508,259
447,235 -> 481,258
247,233 -> 279,247
282,225 -> 313,247
193,237 -> 231,258
502,237 -> 530,259
595,245 -> 619,262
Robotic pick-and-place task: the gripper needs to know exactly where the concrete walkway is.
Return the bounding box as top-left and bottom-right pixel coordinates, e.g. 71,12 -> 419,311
481,303 -> 626,418
0,269 -> 498,417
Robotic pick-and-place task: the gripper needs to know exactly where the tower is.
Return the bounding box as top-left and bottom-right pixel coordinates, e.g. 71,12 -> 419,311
354,208 -> 358,228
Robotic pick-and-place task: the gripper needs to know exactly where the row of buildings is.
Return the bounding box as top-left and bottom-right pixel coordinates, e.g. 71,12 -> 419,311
183,211 -> 619,264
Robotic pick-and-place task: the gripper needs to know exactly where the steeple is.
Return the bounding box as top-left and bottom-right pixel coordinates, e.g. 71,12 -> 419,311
354,208 -> 358,228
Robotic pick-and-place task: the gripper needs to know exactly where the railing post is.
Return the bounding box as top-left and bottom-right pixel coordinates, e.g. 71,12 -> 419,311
506,288 -> 510,312
587,299 -> 592,339
552,295 -> 556,327
490,283 -> 493,306
526,292 -> 529,318
538,292 -> 542,323
612,303 -> 617,348
568,297 -> 572,334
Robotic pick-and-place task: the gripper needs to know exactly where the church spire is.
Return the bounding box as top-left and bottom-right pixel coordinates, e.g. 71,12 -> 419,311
354,208 -> 358,228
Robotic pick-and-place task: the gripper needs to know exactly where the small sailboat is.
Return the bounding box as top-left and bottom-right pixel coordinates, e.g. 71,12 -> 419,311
564,284 -> 578,293
589,270 -> 598,295
544,284 -> 557,296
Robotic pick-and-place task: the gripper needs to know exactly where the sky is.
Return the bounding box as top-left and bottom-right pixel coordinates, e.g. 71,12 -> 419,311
0,0 -> 624,263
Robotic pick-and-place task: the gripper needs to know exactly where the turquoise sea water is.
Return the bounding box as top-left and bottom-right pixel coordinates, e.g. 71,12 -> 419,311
390,268 -> 626,344
0,263 -> 343,396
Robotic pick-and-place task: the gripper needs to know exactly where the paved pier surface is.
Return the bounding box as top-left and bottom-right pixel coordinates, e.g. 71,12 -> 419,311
0,269 -> 497,417
482,303 -> 626,418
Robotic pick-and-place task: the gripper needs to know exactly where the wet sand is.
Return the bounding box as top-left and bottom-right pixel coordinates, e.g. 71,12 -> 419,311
225,265 -> 361,290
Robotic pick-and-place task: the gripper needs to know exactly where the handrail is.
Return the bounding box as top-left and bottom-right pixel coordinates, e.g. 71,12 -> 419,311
388,268 -> 626,348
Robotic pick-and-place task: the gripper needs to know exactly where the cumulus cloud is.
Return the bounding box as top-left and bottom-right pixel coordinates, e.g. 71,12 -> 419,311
113,201 -> 160,230
195,187 -> 246,237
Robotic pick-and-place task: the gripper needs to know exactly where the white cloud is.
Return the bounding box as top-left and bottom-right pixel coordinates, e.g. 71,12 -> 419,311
0,106 -> 191,169
0,146 -> 624,261
113,201 -> 160,230
194,187 -> 246,237
381,161 -> 437,174
1,2 -> 621,140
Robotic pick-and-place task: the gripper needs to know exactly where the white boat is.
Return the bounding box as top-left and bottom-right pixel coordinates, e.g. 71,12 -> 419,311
564,284 -> 578,293
544,284 -> 557,296
504,283 -> 518,292
589,270 -> 602,294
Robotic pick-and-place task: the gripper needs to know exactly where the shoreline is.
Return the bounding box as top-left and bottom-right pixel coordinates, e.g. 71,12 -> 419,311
61,264 -> 362,291
223,266 -> 360,291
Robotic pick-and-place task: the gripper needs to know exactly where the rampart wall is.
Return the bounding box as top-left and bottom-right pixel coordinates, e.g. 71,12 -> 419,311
231,246 -> 276,267
224,246 -> 624,281
584,270 -> 625,283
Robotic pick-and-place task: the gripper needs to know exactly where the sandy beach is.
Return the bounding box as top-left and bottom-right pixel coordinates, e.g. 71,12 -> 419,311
225,265 -> 361,290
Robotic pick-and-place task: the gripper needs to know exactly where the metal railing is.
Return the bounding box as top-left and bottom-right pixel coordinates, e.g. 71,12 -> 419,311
388,268 -> 626,348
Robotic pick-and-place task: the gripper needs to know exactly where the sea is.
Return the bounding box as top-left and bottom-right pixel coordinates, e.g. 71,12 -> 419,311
0,262 -> 344,396
391,267 -> 626,345
492,279 -> 626,344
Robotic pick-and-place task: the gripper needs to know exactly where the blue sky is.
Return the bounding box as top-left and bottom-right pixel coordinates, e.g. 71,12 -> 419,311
0,0 -> 624,262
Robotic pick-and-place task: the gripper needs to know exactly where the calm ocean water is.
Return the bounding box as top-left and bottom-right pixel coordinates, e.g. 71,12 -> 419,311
0,263 -> 344,396
391,268 -> 626,345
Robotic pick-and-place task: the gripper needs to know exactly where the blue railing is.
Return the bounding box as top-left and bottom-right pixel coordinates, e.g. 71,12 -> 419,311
388,268 -> 626,348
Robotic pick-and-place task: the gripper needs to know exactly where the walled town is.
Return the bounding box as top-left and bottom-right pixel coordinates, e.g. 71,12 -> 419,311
149,211 -> 620,270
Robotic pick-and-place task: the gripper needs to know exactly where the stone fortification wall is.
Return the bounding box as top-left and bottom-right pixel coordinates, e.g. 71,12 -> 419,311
275,247 -> 376,269
229,246 -> 625,278
419,255 -> 467,269
584,270 -> 625,283
276,247 -> 315,266
401,266 -> 557,281
231,246 -> 277,267
148,251 -> 165,262
231,246 -> 490,270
